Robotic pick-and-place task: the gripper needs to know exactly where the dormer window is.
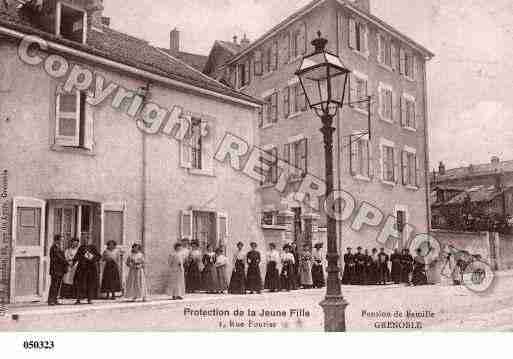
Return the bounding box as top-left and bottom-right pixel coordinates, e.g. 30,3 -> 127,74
56,2 -> 87,44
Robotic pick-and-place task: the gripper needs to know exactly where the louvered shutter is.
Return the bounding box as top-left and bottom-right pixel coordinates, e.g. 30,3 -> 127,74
83,93 -> 94,150
368,140 -> 374,179
272,41 -> 279,71
349,18 -> 356,49
394,147 -> 400,183
271,147 -> 278,183
377,33 -> 383,63
412,101 -> 416,129
349,75 -> 357,106
245,60 -> 251,85
55,88 -> 80,147
301,22 -> 307,55
350,136 -> 358,175
254,50 -> 263,76
284,32 -> 291,63
216,213 -> 228,249
258,106 -> 263,128
400,96 -> 406,127
337,13 -> 344,54
399,48 -> 406,75
401,150 -> 408,185
283,87 -> 290,118
180,210 -> 193,240
391,43 -> 398,71
284,143 -> 291,164
272,92 -> 278,123
415,155 -> 421,187
180,116 -> 192,168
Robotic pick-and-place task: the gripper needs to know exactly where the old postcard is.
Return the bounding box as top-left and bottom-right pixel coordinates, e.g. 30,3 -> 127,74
0,0 -> 512,334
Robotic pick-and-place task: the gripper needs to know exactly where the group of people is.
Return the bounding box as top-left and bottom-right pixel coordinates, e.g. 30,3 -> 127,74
48,235 -> 148,305
341,247 -> 428,286
165,240 -> 327,300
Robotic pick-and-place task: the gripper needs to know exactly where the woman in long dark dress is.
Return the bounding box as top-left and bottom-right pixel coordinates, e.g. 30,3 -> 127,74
186,241 -> 202,293
264,243 -> 281,292
202,245 -> 218,293
73,241 -> 101,304
412,249 -> 428,286
341,248 -> 354,285
401,248 -> 414,285
280,244 -> 295,291
390,248 -> 402,284
228,242 -> 246,294
246,242 -> 263,294
101,240 -> 122,299
311,243 -> 325,288
367,248 -> 379,285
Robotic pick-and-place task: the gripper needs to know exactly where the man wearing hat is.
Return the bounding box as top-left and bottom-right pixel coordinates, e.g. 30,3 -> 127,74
354,247 -> 366,285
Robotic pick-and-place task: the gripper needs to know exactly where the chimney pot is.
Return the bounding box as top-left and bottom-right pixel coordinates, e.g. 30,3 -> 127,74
491,156 -> 500,165
170,28 -> 180,55
438,161 -> 446,175
240,33 -> 250,48
233,35 -> 238,44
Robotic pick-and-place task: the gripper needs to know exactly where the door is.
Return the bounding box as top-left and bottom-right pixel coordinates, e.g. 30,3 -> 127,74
101,203 -> 128,292
53,206 -> 76,246
10,197 -> 46,303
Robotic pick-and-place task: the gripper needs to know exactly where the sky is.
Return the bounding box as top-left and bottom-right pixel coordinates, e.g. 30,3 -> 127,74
103,0 -> 513,170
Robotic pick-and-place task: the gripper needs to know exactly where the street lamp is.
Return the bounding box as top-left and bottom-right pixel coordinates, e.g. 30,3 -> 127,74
295,31 -> 351,332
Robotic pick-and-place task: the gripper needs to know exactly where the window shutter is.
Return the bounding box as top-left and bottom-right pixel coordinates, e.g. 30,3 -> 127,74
272,92 -> 278,123
399,48 -> 406,75
377,33 -> 383,63
180,116 -> 192,168
337,13 -> 344,54
258,106 -> 263,128
415,155 -> 421,187
368,140 -> 374,179
301,138 -> 308,175
55,88 -> 80,147
349,18 -> 356,49
180,210 -> 193,240
378,86 -> 384,118
283,87 -> 290,118
83,96 -> 94,150
378,144 -> 383,180
284,32 -> 291,63
300,22 -> 307,55
254,50 -> 263,76
349,75 -> 357,106
394,147 -> 400,183
217,212 -> 228,249
401,150 -> 408,185
400,96 -> 406,127
361,25 -> 368,53
350,136 -> 358,175
412,101 -> 417,129
284,143 -> 291,163
245,60 -> 251,85
272,41 -> 278,71
391,43 -> 398,71
271,147 -> 278,183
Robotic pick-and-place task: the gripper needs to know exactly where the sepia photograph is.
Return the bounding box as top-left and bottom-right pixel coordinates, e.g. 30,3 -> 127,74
0,0 -> 512,340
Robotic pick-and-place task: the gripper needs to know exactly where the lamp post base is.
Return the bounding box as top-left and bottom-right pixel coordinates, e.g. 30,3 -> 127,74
320,296 -> 349,332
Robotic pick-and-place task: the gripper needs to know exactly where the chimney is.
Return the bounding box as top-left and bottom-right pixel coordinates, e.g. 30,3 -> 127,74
350,0 -> 371,12
170,28 -> 180,55
101,16 -> 110,27
233,35 -> 238,45
85,0 -> 105,28
240,34 -> 250,48
438,161 -> 446,176
491,156 -> 500,165
495,173 -> 503,192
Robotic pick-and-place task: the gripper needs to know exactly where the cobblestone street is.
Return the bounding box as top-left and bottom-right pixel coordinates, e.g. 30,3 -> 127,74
3,271 -> 513,331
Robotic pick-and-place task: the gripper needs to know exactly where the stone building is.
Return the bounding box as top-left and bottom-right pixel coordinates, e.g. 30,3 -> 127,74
206,0 -> 434,253
0,0 -> 262,303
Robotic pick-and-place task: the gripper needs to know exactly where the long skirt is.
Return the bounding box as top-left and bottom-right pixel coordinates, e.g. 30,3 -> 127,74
186,262 -> 202,293
412,266 -> 427,286
353,264 -> 365,285
264,261 -> 280,291
61,264 -> 77,298
246,263 -> 263,292
341,264 -> 353,284
125,267 -> 148,299
391,262 -> 402,284
202,264 -> 218,292
101,260 -> 122,293
73,264 -> 99,300
311,263 -> 325,288
280,263 -> 295,291
228,260 -> 246,294
299,262 -> 313,287
166,267 -> 185,298
217,265 -> 229,292
401,264 -> 413,283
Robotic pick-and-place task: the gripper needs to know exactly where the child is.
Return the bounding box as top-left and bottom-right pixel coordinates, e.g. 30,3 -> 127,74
101,240 -> 122,300
125,244 -> 148,302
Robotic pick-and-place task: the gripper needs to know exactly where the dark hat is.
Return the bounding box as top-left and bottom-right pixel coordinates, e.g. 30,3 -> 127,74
346,247 -> 352,251
250,242 -> 257,247
283,244 -> 292,251
314,243 -> 323,249
106,240 -> 117,247
237,241 -> 244,247
191,240 -> 199,247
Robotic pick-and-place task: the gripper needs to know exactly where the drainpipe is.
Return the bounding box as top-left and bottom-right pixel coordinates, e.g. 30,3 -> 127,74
141,129 -> 146,252
422,59 -> 432,234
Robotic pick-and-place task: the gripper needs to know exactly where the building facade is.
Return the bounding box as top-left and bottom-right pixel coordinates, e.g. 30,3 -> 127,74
0,0 -> 263,303
208,0 -> 433,253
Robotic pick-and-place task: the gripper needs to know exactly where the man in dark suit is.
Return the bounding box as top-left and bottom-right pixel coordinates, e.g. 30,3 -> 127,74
48,235 -> 68,305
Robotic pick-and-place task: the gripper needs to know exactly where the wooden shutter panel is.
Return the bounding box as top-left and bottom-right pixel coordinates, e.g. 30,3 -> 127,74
400,96 -> 406,127
56,89 -> 80,147
258,106 -> 263,128
217,213 -> 228,249
180,116 -> 192,168
83,95 -> 94,150
368,140 -> 374,179
272,41 -> 278,71
283,87 -> 290,118
394,147 -> 400,183
349,75 -> 357,106
254,50 -> 263,76
350,136 -> 358,175
399,48 -> 406,75
245,60 -> 251,85
272,92 -> 278,122
284,32 -> 291,63
412,101 -> 417,129
391,44 -> 398,71
377,33 -> 383,63
300,22 -> 307,55
337,12 -> 344,54
180,210 -> 193,240
272,147 -> 278,183
415,155 -> 421,187
349,18 -> 356,49
301,138 -> 308,175
401,150 -> 408,185
361,25 -> 368,53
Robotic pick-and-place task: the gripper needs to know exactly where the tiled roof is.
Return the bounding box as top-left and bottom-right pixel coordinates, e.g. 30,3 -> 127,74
433,160 -> 513,182
216,40 -> 243,55
445,185 -> 504,205
158,48 -> 208,72
0,8 -> 259,105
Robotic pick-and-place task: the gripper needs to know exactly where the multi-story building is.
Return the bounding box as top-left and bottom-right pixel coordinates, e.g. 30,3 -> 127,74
0,0 -> 263,303
207,0 -> 434,252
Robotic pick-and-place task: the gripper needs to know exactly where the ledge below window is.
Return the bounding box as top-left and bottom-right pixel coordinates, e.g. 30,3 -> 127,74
188,168 -> 215,177
405,185 -> 420,191
353,174 -> 371,182
261,224 -> 287,231
402,126 -> 417,133
261,122 -> 275,129
378,62 -> 394,73
381,180 -> 396,187
51,144 -> 95,156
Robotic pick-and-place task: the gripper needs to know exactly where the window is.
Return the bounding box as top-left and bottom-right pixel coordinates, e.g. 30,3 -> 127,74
263,92 -> 278,125
264,46 -> 272,73
379,84 -> 393,122
378,34 -> 392,68
283,87 -> 290,118
190,118 -> 203,170
284,137 -> 308,179
401,95 -> 416,129
180,211 -> 227,251
254,50 -> 263,76
294,84 -> 307,113
271,40 -> 279,72
261,147 -> 278,186
350,135 -> 370,178
237,63 -> 246,89
349,73 -> 368,112
402,148 -> 420,187
382,145 -> 395,182
57,2 -> 87,44
262,211 -> 279,226
55,87 -> 91,149
349,18 -> 367,54
400,48 -> 415,79
291,23 -> 307,59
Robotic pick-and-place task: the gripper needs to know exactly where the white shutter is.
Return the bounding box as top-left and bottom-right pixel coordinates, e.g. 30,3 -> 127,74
401,150 -> 408,185
301,22 -> 308,55
83,100 -> 94,150
217,212 -> 228,249
415,155 -> 421,187
391,44 -> 397,71
180,210 -> 193,240
368,140 -> 374,179
378,85 -> 384,118
348,18 -> 356,49
55,88 -> 80,147
394,147 -> 400,183
399,48 -> 406,75
350,136 -> 358,175
377,33 -> 382,63
337,13 -> 344,54
400,96 -> 406,127
362,25 -> 368,54
180,116 -> 192,168
349,75 -> 357,105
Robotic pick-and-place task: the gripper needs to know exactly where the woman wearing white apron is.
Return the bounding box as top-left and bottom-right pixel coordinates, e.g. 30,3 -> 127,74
61,238 -> 80,299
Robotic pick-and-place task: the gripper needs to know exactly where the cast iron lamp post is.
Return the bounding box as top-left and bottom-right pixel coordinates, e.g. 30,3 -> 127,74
295,31 -> 351,332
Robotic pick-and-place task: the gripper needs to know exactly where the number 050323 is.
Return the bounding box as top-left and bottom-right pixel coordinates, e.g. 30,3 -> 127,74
23,340 -> 55,350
